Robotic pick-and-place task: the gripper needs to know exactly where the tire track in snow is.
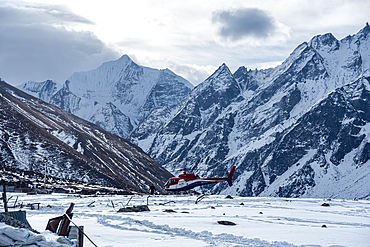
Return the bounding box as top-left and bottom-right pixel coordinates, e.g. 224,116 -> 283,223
80,213 -> 298,247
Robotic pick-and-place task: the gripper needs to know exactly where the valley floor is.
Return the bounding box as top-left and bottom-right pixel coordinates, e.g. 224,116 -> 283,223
3,193 -> 370,246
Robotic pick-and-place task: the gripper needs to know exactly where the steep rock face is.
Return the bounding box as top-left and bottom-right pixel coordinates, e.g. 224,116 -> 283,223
131,64 -> 241,172
90,102 -> 134,138
129,106 -> 176,151
50,81 -> 81,113
257,74 -> 370,198
18,55 -> 193,138
130,25 -> 370,199
0,80 -> 172,193
141,69 -> 193,116
234,66 -> 261,92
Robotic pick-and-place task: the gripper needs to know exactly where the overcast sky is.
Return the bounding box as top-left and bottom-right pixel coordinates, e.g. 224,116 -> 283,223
0,0 -> 369,86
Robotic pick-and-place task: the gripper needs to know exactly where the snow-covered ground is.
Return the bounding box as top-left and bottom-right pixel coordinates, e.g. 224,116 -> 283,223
3,193 -> 370,246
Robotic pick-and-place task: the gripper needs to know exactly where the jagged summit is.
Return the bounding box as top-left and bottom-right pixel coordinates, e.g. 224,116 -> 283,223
195,63 -> 236,91
186,63 -> 240,111
95,54 -> 133,71
309,33 -> 339,51
309,23 -> 370,51
67,54 -> 136,92
359,22 -> 370,35
97,54 -> 133,70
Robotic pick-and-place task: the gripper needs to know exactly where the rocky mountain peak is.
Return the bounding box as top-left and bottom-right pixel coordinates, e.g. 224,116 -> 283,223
233,66 -> 260,92
211,63 -> 232,80
359,22 -> 370,36
18,55 -> 193,138
188,63 -> 240,111
117,54 -> 133,63
100,54 -> 133,72
309,33 -> 339,52
196,63 -> 238,92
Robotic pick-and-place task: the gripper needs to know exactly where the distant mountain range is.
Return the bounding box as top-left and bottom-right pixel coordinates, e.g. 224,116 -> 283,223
15,24 -> 370,199
18,55 -> 193,138
0,80 -> 171,193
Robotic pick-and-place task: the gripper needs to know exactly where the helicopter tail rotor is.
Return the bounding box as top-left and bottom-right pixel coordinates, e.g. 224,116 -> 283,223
226,166 -> 236,186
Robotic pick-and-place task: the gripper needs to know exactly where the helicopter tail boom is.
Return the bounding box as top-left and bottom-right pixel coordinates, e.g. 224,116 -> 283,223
226,166 -> 236,186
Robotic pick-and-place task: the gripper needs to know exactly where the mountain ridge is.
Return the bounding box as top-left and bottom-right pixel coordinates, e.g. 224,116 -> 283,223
0,79 -> 172,193
130,24 -> 370,199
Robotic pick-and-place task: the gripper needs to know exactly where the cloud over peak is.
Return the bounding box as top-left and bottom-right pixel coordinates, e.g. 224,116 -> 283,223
212,8 -> 290,44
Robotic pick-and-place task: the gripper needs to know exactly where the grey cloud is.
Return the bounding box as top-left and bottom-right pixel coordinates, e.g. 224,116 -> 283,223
212,8 -> 277,41
26,4 -> 94,24
0,3 -> 93,25
0,3 -> 118,85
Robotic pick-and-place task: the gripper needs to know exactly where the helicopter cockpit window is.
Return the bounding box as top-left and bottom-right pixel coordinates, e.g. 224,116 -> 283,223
170,179 -> 178,185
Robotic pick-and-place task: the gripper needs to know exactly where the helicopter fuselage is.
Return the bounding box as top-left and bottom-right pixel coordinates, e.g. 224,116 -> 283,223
164,166 -> 236,192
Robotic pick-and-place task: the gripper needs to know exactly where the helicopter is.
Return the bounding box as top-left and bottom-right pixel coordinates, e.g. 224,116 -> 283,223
164,166 -> 236,192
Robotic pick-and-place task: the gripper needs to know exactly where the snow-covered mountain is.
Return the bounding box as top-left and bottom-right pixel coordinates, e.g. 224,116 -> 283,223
18,55 -> 193,138
0,79 -> 172,193
130,24 -> 370,199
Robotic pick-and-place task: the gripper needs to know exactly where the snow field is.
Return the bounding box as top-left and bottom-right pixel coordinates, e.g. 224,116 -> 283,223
4,193 -> 370,247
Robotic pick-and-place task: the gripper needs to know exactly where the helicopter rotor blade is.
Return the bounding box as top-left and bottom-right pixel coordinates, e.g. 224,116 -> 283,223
171,167 -> 230,174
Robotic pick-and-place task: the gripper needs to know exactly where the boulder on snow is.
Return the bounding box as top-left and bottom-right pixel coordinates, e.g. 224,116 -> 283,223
217,220 -> 236,226
163,209 -> 177,213
117,205 -> 150,212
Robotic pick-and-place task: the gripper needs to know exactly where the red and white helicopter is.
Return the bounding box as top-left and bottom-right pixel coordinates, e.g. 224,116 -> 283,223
164,166 -> 236,192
